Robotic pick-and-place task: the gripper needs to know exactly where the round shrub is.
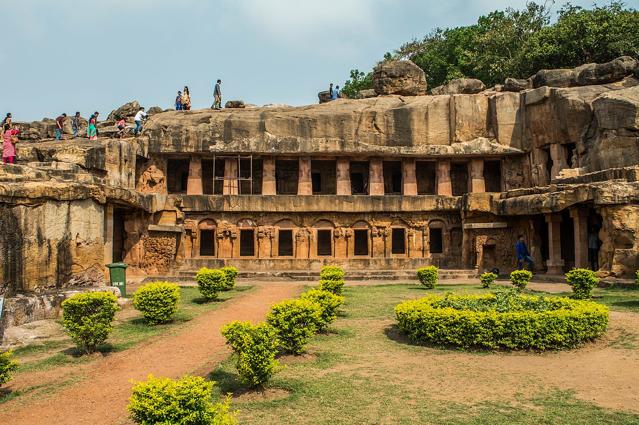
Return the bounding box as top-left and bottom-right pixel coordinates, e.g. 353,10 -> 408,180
416,266 -> 438,289
221,266 -> 239,290
133,282 -> 180,325
267,299 -> 322,355
566,268 -> 599,299
395,291 -> 609,350
320,265 -> 345,282
128,374 -> 237,425
0,350 -> 19,387
62,291 -> 119,353
196,268 -> 227,300
480,272 -> 497,289
319,278 -> 345,296
300,289 -> 344,331
635,270 -> 639,288
221,321 -> 279,387
510,269 -> 532,291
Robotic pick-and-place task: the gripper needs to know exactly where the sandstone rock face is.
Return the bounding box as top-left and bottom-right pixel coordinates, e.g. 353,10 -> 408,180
373,60 -> 427,96
575,56 -> 637,86
503,78 -> 531,92
358,89 -> 377,99
432,78 -> 486,95
107,100 -> 141,121
532,69 -> 575,88
225,100 -> 245,109
147,106 -> 163,115
318,90 -> 332,104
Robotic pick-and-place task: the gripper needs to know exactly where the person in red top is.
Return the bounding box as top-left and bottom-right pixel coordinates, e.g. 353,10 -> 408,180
55,113 -> 67,140
3,122 -> 20,164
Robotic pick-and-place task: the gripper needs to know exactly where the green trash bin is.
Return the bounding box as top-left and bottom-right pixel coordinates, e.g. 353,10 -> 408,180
106,262 -> 128,297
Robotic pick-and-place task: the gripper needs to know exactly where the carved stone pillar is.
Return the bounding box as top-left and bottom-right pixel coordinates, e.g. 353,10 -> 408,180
187,157 -> 203,195
549,143 -> 568,180
223,158 -> 238,195
545,214 -> 564,274
570,208 -> 589,269
470,159 -> 485,193
369,159 -> 384,196
437,161 -> 452,196
298,157 -> 312,195
336,159 -> 351,195
262,157 -> 276,195
402,158 -> 417,196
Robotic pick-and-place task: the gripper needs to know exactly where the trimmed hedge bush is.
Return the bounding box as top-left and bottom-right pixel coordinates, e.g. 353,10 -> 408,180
320,266 -> 345,282
480,272 -> 497,289
133,282 -> 180,325
128,374 -> 237,425
566,269 -> 599,299
267,299 -> 322,355
0,350 -> 18,387
416,266 -> 438,289
221,321 -> 279,387
510,269 -> 532,292
221,266 -> 239,290
196,268 -> 227,300
319,278 -> 345,296
62,291 -> 119,353
395,291 -> 609,350
300,289 -> 344,331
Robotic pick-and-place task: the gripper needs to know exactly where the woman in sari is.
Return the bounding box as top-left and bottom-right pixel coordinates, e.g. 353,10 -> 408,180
87,112 -> 99,140
181,86 -> 191,111
3,123 -> 20,164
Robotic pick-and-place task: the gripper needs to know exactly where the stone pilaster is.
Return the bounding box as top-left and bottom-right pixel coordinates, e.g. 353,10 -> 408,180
402,158 -> 417,196
103,204 -> 114,265
298,157 -> 312,195
336,159 -> 351,195
570,208 -> 589,269
470,159 -> 485,193
437,161 -> 452,196
262,157 -> 276,195
223,158 -> 238,195
369,159 -> 384,196
187,157 -> 203,195
545,214 -> 564,274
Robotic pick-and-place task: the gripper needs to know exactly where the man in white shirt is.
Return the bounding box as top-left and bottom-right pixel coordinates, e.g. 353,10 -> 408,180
134,107 -> 147,135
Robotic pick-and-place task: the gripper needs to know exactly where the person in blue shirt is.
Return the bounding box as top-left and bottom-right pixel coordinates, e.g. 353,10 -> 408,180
515,235 -> 534,271
331,85 -> 340,100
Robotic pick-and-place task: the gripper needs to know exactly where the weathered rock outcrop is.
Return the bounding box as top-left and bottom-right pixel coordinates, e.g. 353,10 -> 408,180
432,78 -> 486,95
373,60 -> 427,96
574,56 -> 637,86
503,78 -> 531,92
532,69 -> 575,88
107,100 -> 141,121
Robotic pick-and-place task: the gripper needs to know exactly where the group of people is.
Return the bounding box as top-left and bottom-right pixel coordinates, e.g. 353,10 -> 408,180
329,83 -> 340,100
54,111 -> 101,141
174,80 -> 223,111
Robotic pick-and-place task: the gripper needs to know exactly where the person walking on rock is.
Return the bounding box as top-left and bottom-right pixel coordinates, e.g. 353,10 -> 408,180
212,79 -> 222,110
134,107 -> 147,135
87,112 -> 99,141
55,113 -> 67,140
515,235 -> 534,271
3,122 -> 20,164
175,91 -> 183,110
181,86 -> 191,111
71,112 -> 81,138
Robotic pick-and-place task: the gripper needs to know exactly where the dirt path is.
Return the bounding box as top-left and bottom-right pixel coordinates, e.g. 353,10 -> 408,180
0,282 -> 303,425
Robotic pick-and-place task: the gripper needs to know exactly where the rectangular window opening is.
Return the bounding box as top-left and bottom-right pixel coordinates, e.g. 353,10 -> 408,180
317,230 -> 332,256
391,228 -> 406,254
416,161 -> 437,195
383,161 -> 402,195
484,160 -> 502,193
200,230 -> 215,256
451,163 -> 469,196
354,229 -> 369,256
166,158 -> 190,194
350,161 -> 369,195
278,230 -> 293,256
240,229 -> 255,257
276,160 -> 299,194
430,228 -> 443,254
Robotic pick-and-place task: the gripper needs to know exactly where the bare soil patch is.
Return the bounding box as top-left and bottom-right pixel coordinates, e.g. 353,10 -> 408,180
233,387 -> 291,402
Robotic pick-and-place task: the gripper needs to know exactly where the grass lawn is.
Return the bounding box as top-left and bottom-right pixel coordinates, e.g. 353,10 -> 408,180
11,286 -> 253,375
211,283 -> 639,424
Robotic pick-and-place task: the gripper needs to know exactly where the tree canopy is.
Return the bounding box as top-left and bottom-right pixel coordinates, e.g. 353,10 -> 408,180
342,1 -> 639,94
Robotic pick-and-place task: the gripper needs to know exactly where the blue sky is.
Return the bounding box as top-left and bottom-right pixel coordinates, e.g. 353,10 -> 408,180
1,0 -> 635,121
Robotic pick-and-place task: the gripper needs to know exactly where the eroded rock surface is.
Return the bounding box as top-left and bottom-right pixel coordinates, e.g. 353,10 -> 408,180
373,60 -> 427,96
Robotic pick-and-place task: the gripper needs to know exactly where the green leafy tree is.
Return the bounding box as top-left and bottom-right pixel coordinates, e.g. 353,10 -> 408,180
341,69 -> 373,98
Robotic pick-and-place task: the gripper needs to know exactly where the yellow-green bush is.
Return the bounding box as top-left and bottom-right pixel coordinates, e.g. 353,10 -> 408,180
267,299 -> 322,355
480,272 -> 497,288
220,266 -> 239,290
395,292 -> 609,350
319,278 -> 344,296
221,321 -> 279,387
133,282 -> 180,325
320,265 -> 345,282
196,268 -> 227,300
62,291 -> 119,353
0,350 -> 18,387
566,268 -> 599,299
416,266 -> 438,289
128,374 -> 236,425
635,270 -> 639,288
510,269 -> 532,291
300,289 -> 344,331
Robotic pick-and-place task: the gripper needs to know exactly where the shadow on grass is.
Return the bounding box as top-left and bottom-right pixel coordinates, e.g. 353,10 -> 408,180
383,324 -> 413,346
209,367 -> 246,395
610,299 -> 639,309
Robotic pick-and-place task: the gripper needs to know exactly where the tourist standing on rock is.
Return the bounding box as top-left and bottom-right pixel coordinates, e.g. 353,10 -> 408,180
181,86 -> 191,111
87,112 -> 99,141
55,113 -> 67,140
175,91 -> 183,110
515,235 -> 534,271
1,113 -> 11,129
212,80 -> 222,110
329,83 -> 334,99
2,122 -> 20,164
332,85 -> 340,100
134,107 -> 147,135
71,112 -> 81,138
